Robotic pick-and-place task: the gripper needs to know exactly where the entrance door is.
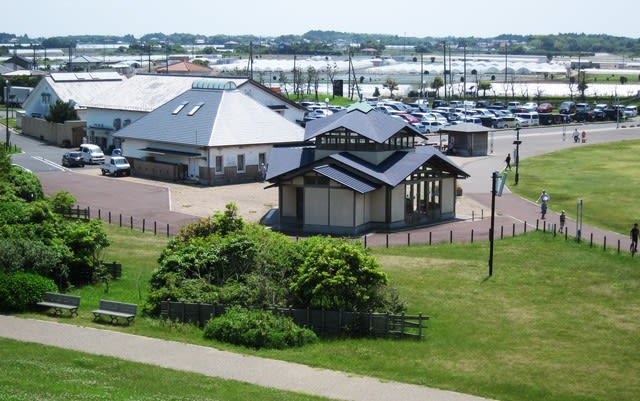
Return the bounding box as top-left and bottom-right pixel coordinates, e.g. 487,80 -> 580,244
296,187 -> 304,224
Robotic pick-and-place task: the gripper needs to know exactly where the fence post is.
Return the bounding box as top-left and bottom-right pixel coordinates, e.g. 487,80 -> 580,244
364,235 -> 367,248
418,313 -> 423,339
481,209 -> 484,220
471,229 -> 474,243
167,223 -> 170,237
590,233 -> 593,247
98,209 -> 101,219
119,214 -> 122,227
76,205 -> 80,218
142,219 -> 146,233
87,206 -> 90,219
429,232 -> 432,245
512,223 -> 516,237
524,221 -> 527,233
449,230 -> 453,244
536,219 -> 539,231
603,236 -> 607,251
407,232 -> 411,247
401,312 -> 406,338
130,216 -> 133,230
472,210 -> 474,221
108,211 -> 111,224
386,234 -> 389,248
617,239 -> 620,254
500,225 -> 504,239
154,221 -> 157,236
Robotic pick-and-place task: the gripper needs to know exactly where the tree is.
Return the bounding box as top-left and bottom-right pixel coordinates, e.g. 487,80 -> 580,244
383,78 -> 398,98
431,76 -> 444,98
478,81 -> 492,97
46,100 -> 79,123
290,237 -> 389,311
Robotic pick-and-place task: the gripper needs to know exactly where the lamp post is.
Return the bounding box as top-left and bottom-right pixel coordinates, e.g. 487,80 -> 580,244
5,80 -> 9,149
513,127 -> 521,185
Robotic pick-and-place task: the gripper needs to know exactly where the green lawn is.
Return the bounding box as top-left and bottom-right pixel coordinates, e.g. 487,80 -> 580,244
0,338 -> 329,401
6,140 -> 640,401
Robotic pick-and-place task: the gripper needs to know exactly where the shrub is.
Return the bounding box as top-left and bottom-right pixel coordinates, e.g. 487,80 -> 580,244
0,272 -> 57,312
203,306 -> 318,349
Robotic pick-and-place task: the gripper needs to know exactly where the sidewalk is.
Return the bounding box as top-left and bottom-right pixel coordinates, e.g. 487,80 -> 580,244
0,315 -> 495,401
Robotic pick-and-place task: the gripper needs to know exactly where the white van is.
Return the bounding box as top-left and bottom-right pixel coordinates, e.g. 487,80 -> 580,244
79,144 -> 105,164
516,112 -> 540,126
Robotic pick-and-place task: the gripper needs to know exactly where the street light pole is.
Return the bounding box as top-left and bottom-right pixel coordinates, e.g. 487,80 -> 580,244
513,127 -> 521,185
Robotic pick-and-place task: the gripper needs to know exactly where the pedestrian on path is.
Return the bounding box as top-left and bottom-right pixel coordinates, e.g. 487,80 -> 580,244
630,223 -> 639,254
559,210 -> 566,233
581,130 -> 587,143
504,153 -> 512,170
573,128 -> 580,143
537,190 -> 550,219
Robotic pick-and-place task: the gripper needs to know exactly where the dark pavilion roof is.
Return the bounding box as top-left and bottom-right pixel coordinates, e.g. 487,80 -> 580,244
304,102 -> 425,142
266,146 -> 469,189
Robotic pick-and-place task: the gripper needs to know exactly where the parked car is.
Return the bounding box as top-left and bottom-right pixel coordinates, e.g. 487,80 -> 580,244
100,156 -> 131,177
62,151 -> 85,167
507,101 -> 521,112
423,121 -> 447,133
559,101 -> 576,115
536,103 -> 553,113
624,105 -> 638,118
502,116 -> 526,128
574,103 -> 593,122
79,144 -> 105,165
516,112 -> 540,126
521,102 -> 538,112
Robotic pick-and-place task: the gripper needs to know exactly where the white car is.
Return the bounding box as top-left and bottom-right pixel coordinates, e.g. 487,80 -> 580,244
502,116 -> 526,128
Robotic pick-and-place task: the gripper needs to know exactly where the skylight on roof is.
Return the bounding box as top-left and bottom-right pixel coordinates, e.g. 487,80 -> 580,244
187,102 -> 205,116
172,101 -> 189,115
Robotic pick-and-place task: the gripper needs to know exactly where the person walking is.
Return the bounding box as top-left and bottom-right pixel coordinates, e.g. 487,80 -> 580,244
581,130 -> 587,143
504,153 -> 512,170
559,210 -> 566,233
573,128 -> 580,143
630,223 -> 639,254
537,190 -> 550,219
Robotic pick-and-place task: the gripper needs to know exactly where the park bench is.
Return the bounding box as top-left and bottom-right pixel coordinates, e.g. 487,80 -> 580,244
92,299 -> 137,325
36,292 -> 80,317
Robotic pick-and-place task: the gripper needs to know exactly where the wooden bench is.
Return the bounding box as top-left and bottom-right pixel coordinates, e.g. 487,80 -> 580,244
36,292 -> 80,317
92,300 -> 137,325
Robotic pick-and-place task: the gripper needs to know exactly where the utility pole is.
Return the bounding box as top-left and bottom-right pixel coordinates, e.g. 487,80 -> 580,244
489,171 -> 498,276
514,127 -> 521,185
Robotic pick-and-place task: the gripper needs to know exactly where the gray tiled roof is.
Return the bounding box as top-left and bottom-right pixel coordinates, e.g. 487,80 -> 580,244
304,104 -> 423,143
313,165 -> 378,193
114,88 -> 304,147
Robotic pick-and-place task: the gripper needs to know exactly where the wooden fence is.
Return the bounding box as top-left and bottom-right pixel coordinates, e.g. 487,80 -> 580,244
60,205 -> 180,237
160,301 -> 428,339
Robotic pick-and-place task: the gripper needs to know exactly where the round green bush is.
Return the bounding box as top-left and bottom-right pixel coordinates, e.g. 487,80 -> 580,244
203,306 -> 318,349
0,272 -> 57,312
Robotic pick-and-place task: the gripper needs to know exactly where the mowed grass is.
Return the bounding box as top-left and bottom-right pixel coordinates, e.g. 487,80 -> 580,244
6,140 -> 640,401
0,338 -> 329,401
510,139 -> 640,234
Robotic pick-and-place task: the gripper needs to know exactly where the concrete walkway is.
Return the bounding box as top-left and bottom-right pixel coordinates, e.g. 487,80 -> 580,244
0,315 -> 495,401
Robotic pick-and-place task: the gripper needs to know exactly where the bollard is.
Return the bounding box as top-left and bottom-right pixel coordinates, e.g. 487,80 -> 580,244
603,236 -> 607,251
130,216 -> 133,230
119,214 -> 122,227
154,221 -> 157,236
429,232 -> 432,245
524,221 -> 527,233
617,239 -> 620,254
450,230 -> 453,244
364,235 -> 367,248
590,233 -> 593,247
143,219 -> 146,233
471,229 -> 474,243
500,225 -> 504,239
481,209 -> 484,220
408,232 -> 411,247
386,234 -> 389,248
108,211 -> 111,224
512,223 -> 516,237
87,206 -> 90,219
536,219 -> 539,231
167,223 -> 170,238
98,209 -> 101,219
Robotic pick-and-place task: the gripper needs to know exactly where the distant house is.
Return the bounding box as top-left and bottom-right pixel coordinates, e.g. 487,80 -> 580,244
113,79 -> 305,185
155,60 -> 213,75
2,55 -> 33,70
20,72 -> 307,149
266,103 -> 470,235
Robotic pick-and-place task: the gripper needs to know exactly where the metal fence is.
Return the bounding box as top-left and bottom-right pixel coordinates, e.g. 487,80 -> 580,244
160,301 -> 428,339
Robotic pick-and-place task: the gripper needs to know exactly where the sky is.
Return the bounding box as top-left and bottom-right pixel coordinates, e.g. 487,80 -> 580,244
6,0 -> 640,39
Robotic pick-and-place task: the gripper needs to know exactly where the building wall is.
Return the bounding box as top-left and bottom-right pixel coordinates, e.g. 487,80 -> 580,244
85,108 -> 146,149
21,116 -> 85,147
281,185 -> 297,218
305,187 -> 329,225
391,186 -> 406,222
441,178 -> 455,214
355,192 -> 366,226
369,188 -> 387,222
329,188 -> 354,227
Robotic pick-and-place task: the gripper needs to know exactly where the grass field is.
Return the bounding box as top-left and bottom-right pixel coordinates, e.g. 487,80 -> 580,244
5,141 -> 640,401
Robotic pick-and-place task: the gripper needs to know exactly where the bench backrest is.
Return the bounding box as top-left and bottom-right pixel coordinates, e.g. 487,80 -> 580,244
44,292 -> 81,307
99,299 -> 137,315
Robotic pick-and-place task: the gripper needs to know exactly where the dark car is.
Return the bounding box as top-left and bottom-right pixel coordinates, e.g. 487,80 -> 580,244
62,151 -> 85,167
559,101 -> 576,115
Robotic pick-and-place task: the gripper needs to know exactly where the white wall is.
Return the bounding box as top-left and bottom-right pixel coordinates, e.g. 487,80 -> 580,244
441,178 -> 455,214
391,186 -> 405,222
305,188 -> 329,225
329,188 -> 353,227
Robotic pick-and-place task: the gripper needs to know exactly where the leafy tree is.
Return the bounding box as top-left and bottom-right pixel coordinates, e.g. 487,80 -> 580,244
383,77 -> 398,98
478,81 -> 492,97
290,237 -> 389,311
431,76 -> 444,98
46,100 -> 79,123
